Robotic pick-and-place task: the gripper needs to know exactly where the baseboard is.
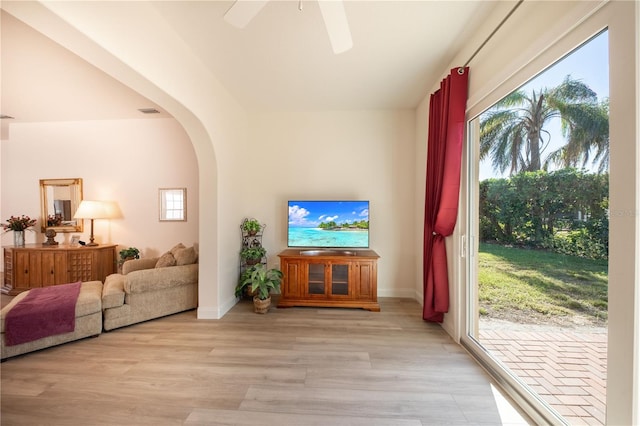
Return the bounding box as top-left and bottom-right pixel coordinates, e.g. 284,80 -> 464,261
377,288 -> 418,299
219,296 -> 238,317
196,305 -> 220,319
196,295 -> 238,319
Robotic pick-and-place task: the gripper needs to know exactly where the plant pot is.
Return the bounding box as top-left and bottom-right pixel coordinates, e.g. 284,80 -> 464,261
246,258 -> 261,266
243,286 -> 256,299
253,296 -> 271,314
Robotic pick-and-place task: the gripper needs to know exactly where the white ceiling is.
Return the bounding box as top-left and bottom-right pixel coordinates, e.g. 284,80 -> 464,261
1,0 -> 502,135
151,0 -> 498,110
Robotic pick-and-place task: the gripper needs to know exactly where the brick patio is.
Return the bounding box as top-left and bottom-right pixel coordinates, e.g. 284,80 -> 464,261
480,327 -> 607,425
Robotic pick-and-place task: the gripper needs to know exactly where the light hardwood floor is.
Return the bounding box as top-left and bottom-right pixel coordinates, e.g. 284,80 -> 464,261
1,297 -> 530,425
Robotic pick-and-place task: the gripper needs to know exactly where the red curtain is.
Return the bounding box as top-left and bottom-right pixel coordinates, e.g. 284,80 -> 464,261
423,67 -> 469,322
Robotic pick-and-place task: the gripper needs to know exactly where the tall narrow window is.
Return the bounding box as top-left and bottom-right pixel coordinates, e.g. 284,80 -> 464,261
463,31 -> 609,425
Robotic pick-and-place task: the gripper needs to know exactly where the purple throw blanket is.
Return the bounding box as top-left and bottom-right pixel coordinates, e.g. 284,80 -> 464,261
5,281 -> 82,346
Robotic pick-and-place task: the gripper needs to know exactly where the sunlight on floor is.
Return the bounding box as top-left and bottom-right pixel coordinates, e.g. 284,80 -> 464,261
491,384 -> 531,425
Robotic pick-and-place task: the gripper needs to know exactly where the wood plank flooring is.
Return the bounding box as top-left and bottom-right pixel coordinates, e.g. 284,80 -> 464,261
1,297 -> 529,425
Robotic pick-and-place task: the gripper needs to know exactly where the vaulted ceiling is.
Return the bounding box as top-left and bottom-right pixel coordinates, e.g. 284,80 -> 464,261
1,0 -> 503,136
149,0 -> 498,110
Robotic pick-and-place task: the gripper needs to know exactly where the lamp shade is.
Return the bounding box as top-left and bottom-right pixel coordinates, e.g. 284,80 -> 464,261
103,201 -> 123,219
73,200 -> 115,219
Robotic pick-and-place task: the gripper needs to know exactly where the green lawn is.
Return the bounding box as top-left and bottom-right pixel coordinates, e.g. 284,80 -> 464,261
478,243 -> 608,325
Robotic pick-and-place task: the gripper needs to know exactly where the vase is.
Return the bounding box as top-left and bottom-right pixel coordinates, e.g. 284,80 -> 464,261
13,230 -> 25,247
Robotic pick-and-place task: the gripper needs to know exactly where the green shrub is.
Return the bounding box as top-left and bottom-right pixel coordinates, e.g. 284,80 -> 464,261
549,229 -> 608,260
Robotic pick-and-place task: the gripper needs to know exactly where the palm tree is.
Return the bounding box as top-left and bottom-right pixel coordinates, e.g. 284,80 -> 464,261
480,76 -> 608,176
545,98 -> 609,173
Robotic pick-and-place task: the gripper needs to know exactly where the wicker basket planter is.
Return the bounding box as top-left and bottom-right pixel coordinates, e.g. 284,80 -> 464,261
253,296 -> 271,314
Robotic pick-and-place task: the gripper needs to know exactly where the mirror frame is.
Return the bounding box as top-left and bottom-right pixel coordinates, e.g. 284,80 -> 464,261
40,178 -> 84,233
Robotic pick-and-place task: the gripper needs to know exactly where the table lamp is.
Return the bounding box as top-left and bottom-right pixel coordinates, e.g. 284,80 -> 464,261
73,200 -> 117,246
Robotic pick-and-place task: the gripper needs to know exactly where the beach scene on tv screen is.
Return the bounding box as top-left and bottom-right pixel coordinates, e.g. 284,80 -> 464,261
288,201 -> 369,248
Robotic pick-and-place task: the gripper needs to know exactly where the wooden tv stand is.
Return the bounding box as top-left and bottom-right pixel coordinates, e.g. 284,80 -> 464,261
277,249 -> 380,311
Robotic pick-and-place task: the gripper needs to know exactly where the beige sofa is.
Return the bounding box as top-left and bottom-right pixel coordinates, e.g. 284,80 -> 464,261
0,245 -> 198,358
1,281 -> 103,360
102,257 -> 198,331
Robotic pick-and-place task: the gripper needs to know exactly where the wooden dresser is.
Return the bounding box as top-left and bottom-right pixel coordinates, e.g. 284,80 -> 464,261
278,249 -> 380,312
2,244 -> 117,295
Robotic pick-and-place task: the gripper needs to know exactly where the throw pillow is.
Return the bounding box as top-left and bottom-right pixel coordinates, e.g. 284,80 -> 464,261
175,246 -> 198,266
155,252 -> 177,268
170,243 -> 186,257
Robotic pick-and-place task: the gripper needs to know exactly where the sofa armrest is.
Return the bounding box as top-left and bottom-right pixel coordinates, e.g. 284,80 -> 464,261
122,257 -> 159,275
102,273 -> 126,309
125,263 -> 198,294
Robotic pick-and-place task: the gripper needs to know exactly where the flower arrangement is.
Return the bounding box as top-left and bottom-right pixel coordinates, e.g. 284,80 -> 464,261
47,214 -> 63,227
3,215 -> 37,232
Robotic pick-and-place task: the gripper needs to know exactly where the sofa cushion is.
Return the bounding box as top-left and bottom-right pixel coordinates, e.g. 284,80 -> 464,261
170,243 -> 186,256
155,252 -> 177,268
102,274 -> 126,309
0,281 -> 103,333
125,263 -> 198,294
175,246 -> 198,266
123,257 -> 158,275
69,281 -> 103,317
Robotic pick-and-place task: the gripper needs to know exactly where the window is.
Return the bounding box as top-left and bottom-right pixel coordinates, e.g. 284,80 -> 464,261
159,188 -> 187,221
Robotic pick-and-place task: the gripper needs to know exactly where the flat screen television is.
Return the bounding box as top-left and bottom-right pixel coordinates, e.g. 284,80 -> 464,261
287,200 -> 370,248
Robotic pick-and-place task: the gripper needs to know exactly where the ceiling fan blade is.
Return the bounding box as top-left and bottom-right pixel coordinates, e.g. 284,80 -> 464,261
224,0 -> 270,29
317,0 -> 353,54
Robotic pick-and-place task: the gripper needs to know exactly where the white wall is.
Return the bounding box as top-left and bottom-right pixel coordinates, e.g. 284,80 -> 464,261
0,118 -> 198,257
244,110 -> 417,297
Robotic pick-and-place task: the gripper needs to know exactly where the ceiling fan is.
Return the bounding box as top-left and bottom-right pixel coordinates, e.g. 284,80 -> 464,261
224,0 -> 353,54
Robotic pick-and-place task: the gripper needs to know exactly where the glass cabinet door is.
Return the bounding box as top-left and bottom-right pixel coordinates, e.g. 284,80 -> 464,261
330,264 -> 349,296
307,263 -> 325,295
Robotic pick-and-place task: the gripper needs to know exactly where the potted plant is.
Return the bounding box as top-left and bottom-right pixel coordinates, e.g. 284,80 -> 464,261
241,246 -> 266,265
235,268 -> 254,299
241,218 -> 262,236
3,215 -> 37,247
118,247 -> 140,267
238,264 -> 283,314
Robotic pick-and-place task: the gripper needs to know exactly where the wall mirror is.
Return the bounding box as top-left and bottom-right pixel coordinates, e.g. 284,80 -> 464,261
159,188 -> 187,221
40,178 -> 83,232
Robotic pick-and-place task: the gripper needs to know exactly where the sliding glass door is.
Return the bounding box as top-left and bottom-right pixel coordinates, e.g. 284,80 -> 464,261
461,31 -> 609,425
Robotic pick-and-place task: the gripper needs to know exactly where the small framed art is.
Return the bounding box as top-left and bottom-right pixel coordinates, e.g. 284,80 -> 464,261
70,235 -> 81,247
